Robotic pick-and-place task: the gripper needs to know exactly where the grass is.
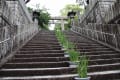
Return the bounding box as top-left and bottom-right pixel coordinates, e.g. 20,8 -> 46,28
77,55 -> 88,78
68,49 -> 79,62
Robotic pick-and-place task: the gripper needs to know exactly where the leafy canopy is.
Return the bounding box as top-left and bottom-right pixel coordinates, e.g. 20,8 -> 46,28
60,4 -> 84,16
38,9 -> 51,30
27,6 -> 51,30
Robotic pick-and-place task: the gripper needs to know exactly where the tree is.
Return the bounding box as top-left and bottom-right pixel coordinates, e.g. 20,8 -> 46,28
27,7 -> 51,30
38,9 -> 51,30
60,4 -> 84,16
59,4 -> 84,30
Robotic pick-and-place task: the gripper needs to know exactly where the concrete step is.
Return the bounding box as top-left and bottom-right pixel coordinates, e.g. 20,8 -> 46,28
23,46 -> 61,49
75,43 -> 102,46
88,63 -> 120,72
23,45 -> 62,48
29,39 -> 58,42
88,70 -> 120,80
77,48 -> 113,52
8,57 -> 69,63
25,44 -> 61,46
79,51 -> 119,56
20,47 -> 62,50
14,53 -> 65,58
76,45 -> 106,49
18,50 -> 64,53
0,74 -> 77,80
27,42 -> 60,45
2,62 -> 69,68
86,54 -> 120,60
89,58 -> 120,65
0,67 -> 76,77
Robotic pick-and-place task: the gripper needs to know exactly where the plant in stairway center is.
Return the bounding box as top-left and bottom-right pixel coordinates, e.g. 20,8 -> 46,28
55,27 -> 90,80
74,55 -> 90,80
68,49 -> 79,62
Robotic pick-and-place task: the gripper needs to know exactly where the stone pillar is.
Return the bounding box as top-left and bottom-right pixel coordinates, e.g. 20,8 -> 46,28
61,19 -> 64,31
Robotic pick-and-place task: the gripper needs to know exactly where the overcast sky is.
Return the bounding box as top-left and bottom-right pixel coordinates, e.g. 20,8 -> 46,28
27,0 -> 76,16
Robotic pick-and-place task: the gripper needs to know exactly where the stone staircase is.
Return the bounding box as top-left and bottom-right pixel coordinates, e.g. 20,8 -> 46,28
64,31 -> 120,80
0,30 -> 76,80
0,30 -> 120,80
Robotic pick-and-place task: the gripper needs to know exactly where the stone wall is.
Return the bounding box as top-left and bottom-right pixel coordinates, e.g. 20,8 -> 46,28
80,0 -> 117,24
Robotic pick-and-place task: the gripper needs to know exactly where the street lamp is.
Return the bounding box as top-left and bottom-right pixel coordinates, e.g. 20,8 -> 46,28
32,10 -> 40,23
67,10 -> 76,19
67,10 -> 76,27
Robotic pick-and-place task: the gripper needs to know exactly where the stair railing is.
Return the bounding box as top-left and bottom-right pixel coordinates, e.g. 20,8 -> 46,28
0,0 -> 39,66
72,23 -> 120,51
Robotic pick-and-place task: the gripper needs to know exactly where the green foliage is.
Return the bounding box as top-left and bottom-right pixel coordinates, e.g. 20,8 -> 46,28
78,55 -> 88,78
68,49 -> 79,62
55,27 -> 89,78
55,24 -> 62,31
27,6 -> 51,30
60,4 -> 83,30
55,27 -> 79,62
60,4 -> 84,16
38,9 -> 51,29
65,41 -> 75,50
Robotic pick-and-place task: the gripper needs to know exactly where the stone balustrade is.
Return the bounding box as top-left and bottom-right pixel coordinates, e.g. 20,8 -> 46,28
0,0 -> 39,64
80,0 -> 116,24
104,0 -> 120,23
72,23 -> 120,50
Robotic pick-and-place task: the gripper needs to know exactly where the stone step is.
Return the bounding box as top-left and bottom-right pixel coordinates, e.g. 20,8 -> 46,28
89,58 -> 120,65
33,35 -> 56,37
28,40 -> 58,42
20,47 -> 62,50
8,57 -> 69,63
29,39 -> 58,41
29,39 -> 58,40
18,50 -> 64,53
26,43 -> 60,46
80,52 -> 119,56
25,44 -> 60,46
27,42 -> 60,44
0,67 -> 76,77
77,48 -> 113,52
2,62 -> 69,69
76,46 -> 106,49
24,45 -> 61,47
88,70 -> 120,80
0,74 -> 77,80
14,53 -> 65,58
23,46 -> 62,49
86,54 -> 120,60
88,63 -> 120,72
75,43 -> 102,46
82,50 -> 116,53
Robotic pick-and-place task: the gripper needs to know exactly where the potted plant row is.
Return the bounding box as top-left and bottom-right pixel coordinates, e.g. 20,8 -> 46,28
55,27 -> 90,80
75,55 -> 90,80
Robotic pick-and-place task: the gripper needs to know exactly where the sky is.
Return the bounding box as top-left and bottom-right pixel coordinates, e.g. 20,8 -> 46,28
27,0 -> 76,16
